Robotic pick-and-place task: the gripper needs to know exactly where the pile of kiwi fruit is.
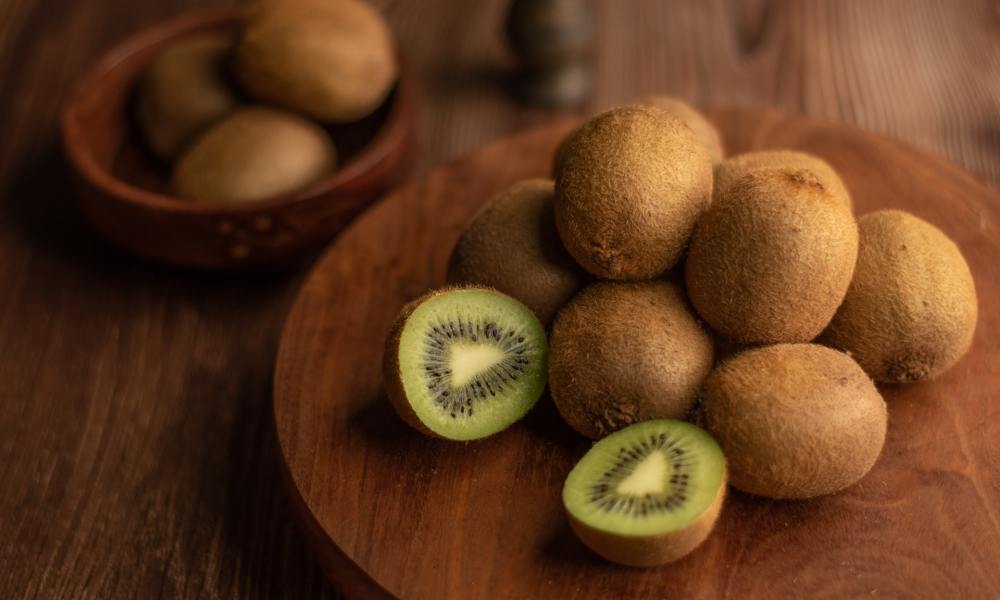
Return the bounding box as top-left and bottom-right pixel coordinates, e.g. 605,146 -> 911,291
135,0 -> 397,204
382,95 -> 978,567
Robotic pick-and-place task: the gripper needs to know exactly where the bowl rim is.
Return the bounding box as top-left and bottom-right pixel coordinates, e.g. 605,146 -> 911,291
60,6 -> 414,217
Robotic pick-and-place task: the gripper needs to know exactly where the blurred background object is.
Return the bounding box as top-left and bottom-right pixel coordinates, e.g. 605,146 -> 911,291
0,0 -> 998,598
505,0 -> 595,107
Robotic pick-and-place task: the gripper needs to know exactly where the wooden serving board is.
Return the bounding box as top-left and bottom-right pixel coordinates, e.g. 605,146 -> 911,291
273,109 -> 1000,599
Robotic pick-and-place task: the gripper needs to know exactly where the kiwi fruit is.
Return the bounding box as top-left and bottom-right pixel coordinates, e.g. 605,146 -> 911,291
702,344 -> 886,499
554,104 -> 713,280
447,179 -> 587,325
563,419 -> 727,566
382,287 -> 548,441
549,281 -> 714,439
820,210 -> 978,382
235,0 -> 398,122
135,33 -> 239,159
715,150 -> 851,208
685,167 -> 858,343
171,106 -> 336,204
638,96 -> 725,165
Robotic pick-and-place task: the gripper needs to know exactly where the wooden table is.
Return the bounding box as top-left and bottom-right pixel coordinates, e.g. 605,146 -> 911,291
1,1 -> 996,597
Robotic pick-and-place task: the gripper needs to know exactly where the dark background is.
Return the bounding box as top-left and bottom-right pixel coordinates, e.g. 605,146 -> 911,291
0,1 -> 997,597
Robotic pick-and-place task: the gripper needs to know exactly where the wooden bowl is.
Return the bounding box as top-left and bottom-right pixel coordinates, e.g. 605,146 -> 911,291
61,7 -> 415,269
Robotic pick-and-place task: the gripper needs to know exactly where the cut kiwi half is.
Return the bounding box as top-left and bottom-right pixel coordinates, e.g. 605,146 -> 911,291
382,287 -> 548,441
563,420 -> 727,567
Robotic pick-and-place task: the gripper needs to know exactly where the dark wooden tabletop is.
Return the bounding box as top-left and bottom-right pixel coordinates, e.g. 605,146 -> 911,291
1,1 -> 997,598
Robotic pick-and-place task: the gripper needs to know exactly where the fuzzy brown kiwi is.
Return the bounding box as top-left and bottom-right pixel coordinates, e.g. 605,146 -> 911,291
171,106 -> 336,204
554,104 -> 713,280
447,179 -> 587,325
562,419 -> 727,566
714,150 -> 851,208
685,167 -> 858,343
135,32 -> 239,159
819,210 -> 978,383
549,280 -> 714,439
702,343 -> 887,499
638,96 -> 725,165
235,0 -> 398,122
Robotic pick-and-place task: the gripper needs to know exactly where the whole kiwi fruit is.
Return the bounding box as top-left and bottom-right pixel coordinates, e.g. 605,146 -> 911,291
639,96 -> 725,165
135,33 -> 239,159
685,167 -> 858,343
554,104 -> 713,280
820,210 -> 978,383
714,150 -> 851,208
549,280 -> 714,439
171,106 -> 336,204
703,344 -> 887,499
447,179 -> 587,324
235,0 -> 398,122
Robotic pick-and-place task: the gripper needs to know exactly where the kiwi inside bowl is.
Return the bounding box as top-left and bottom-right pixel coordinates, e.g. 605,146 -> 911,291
61,7 -> 414,268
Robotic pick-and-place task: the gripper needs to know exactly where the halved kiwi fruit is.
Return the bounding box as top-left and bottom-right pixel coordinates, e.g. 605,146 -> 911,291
382,287 -> 548,440
563,420 -> 727,567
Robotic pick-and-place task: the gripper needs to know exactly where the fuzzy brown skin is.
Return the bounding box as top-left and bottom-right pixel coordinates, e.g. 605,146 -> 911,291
703,344 -> 887,499
382,290 -> 441,439
447,179 -> 588,325
171,106 -> 337,204
685,168 -> 858,343
567,470 -> 726,566
638,96 -> 725,165
554,104 -> 713,280
549,281 -> 714,439
819,210 -> 978,382
235,0 -> 398,123
136,33 -> 239,159
714,150 -> 852,208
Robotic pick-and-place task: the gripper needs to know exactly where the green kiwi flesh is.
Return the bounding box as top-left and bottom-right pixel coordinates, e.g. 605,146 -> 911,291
563,419 -> 727,566
820,210 -> 978,382
383,287 -> 548,441
549,280 -> 714,439
447,179 -> 587,325
703,344 -> 887,499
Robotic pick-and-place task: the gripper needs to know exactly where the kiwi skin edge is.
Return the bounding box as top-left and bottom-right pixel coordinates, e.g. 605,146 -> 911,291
382,288 -> 444,439
567,469 -> 727,567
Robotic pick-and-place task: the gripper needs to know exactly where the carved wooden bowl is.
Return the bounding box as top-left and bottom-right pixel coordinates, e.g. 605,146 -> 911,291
61,7 -> 415,269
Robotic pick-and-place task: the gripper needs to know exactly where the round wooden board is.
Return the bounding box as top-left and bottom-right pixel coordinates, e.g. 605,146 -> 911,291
274,109 -> 1000,599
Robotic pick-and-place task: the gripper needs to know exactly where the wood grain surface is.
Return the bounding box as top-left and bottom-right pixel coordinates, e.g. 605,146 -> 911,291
274,111 -> 1000,599
1,1 -> 998,598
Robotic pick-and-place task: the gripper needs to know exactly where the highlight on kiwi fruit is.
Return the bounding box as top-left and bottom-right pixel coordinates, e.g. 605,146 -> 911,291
562,419 -> 727,567
638,95 -> 725,165
170,105 -> 336,204
235,0 -> 398,123
685,167 -> 858,343
702,344 -> 887,499
135,32 -> 239,159
382,287 -> 548,441
554,104 -> 713,280
548,280 -> 714,439
820,209 -> 978,383
447,179 -> 587,325
714,150 -> 851,208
